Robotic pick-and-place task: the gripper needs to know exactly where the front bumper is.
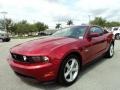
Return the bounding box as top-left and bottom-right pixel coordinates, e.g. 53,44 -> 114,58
7,57 -> 59,81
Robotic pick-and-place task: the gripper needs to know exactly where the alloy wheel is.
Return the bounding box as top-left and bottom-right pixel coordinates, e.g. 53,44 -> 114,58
110,44 -> 114,57
64,58 -> 79,82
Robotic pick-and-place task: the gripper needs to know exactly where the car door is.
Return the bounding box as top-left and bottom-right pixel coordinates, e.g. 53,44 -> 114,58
89,26 -> 107,57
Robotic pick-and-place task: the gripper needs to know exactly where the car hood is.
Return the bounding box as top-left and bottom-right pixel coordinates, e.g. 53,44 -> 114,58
10,37 -> 78,56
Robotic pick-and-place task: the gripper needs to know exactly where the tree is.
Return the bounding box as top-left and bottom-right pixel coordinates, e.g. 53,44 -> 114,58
90,17 -> 120,28
90,17 -> 107,27
0,19 -> 4,29
67,20 -> 73,26
109,21 -> 120,27
55,23 -> 61,29
20,20 -> 27,24
10,21 -> 49,36
0,19 -> 14,33
15,21 -> 29,35
5,19 -> 14,33
8,23 -> 17,34
34,22 -> 48,32
1,19 -> 49,36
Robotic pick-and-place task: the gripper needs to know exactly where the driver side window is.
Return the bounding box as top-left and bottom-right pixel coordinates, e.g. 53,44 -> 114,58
90,27 -> 103,35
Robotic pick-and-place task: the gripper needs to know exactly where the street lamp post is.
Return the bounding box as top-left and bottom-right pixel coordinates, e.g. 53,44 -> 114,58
0,11 -> 8,32
88,15 -> 91,24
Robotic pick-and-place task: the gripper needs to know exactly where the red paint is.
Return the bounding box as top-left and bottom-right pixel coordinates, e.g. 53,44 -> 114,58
8,25 -> 114,81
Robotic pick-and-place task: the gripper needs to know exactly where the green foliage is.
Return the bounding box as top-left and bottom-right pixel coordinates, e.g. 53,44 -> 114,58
0,19 -> 15,32
107,21 -> 120,27
5,19 -> 14,32
0,19 -> 49,36
34,22 -> 48,32
55,23 -> 61,29
67,20 -> 73,26
90,17 -> 107,27
90,17 -> 120,27
15,21 -> 30,34
0,19 -> 4,29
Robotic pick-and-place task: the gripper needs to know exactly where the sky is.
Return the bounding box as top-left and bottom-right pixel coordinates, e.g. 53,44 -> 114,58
0,0 -> 120,28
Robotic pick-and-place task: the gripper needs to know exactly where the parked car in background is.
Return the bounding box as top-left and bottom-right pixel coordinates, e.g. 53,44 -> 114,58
0,30 -> 10,42
111,27 -> 120,39
38,29 -> 57,36
38,32 -> 47,36
8,25 -> 114,86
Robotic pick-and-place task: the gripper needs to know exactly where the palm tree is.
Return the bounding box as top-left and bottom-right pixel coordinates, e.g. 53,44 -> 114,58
55,23 -> 61,29
67,20 -> 73,26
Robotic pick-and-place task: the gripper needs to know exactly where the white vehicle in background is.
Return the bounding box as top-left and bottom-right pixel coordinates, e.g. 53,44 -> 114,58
111,27 -> 120,40
0,30 -> 10,42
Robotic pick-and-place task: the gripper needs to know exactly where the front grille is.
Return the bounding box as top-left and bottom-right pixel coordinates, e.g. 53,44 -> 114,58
11,53 -> 33,63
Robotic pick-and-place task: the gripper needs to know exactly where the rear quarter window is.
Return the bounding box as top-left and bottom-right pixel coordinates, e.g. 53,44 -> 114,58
113,28 -> 118,31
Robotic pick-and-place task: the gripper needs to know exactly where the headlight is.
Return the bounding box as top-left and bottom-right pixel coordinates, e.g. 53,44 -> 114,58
31,56 -> 49,63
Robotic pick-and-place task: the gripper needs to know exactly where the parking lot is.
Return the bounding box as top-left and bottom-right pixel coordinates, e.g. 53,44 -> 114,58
0,38 -> 120,90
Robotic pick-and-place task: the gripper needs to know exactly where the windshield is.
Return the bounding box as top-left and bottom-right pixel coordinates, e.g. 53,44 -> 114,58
52,26 -> 87,38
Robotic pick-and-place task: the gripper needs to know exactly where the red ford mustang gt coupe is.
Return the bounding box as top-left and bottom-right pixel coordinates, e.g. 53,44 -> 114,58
8,25 -> 115,86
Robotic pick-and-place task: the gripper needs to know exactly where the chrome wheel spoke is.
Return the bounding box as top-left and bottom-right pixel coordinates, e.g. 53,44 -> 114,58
65,69 -> 71,78
66,63 -> 70,69
72,67 -> 78,72
70,72 -> 73,81
71,59 -> 76,69
110,45 -> 114,56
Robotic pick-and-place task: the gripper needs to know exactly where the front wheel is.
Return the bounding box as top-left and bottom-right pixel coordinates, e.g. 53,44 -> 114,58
105,44 -> 114,58
58,55 -> 80,86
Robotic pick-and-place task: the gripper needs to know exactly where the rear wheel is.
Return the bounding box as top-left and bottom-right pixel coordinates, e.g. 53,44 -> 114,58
105,44 -> 114,58
2,38 -> 10,42
6,38 -> 10,42
58,55 -> 80,86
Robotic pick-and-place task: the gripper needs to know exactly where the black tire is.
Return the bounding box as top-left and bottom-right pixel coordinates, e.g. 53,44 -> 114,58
58,55 -> 80,86
6,38 -> 10,42
105,44 -> 114,58
2,38 -> 10,42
